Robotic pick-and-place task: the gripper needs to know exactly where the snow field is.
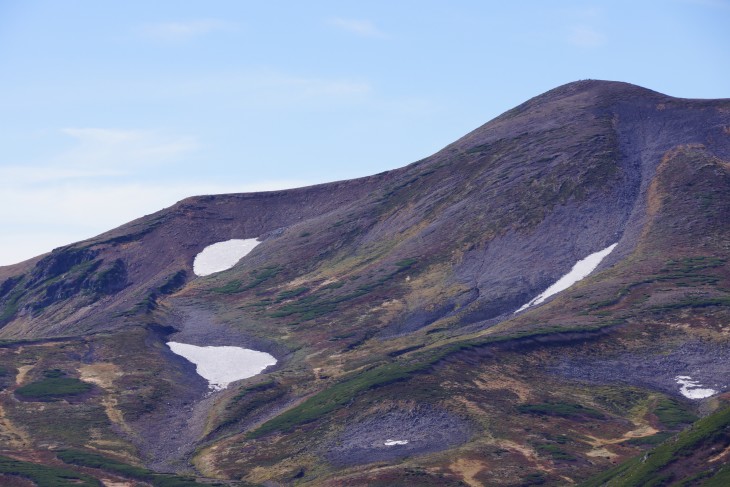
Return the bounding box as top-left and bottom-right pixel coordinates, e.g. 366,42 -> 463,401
515,243 -> 618,313
167,342 -> 277,390
675,375 -> 717,399
193,238 -> 261,276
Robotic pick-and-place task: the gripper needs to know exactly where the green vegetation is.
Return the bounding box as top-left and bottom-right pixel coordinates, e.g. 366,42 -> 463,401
250,361 -> 420,438
589,256 -> 727,311
588,287 -> 632,310
518,402 -> 605,419
31,248 -> 98,284
15,370 -> 92,400
213,265 -> 282,294
266,283 -> 385,320
580,405 -> 730,487
267,263 -> 419,321
57,449 -> 208,486
138,293 -> 160,313
535,443 -> 575,460
0,455 -> 100,487
251,324 -> 614,437
388,344 -> 425,357
231,380 -> 278,401
212,279 -> 243,294
213,381 -> 287,433
394,258 -> 418,268
276,286 -> 310,301
26,256 -> 104,312
0,278 -> 26,324
651,296 -> 730,312
321,281 -> 345,290
662,256 -> 726,274
579,456 -> 641,487
268,295 -> 338,320
90,259 -> 127,295
592,387 -> 648,415
158,270 -> 188,295
623,431 -> 674,447
653,398 -> 697,428
0,274 -> 24,299
701,466 -> 730,487
522,472 -> 548,485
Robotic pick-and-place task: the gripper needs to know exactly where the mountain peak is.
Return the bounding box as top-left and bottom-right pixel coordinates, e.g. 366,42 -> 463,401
1,81 -> 729,486
546,78 -> 662,98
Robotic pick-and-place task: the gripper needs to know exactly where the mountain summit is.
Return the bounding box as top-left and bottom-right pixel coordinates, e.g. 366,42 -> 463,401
1,80 -> 729,486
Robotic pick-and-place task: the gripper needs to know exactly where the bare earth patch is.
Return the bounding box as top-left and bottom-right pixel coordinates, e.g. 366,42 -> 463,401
15,365 -> 34,386
79,363 -> 131,436
449,457 -> 487,487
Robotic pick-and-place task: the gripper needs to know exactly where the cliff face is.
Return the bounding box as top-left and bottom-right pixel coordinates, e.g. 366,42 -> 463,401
0,80 -> 729,486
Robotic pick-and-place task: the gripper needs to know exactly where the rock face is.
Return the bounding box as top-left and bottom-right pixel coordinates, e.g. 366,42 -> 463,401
324,405 -> 474,466
0,80 -> 729,486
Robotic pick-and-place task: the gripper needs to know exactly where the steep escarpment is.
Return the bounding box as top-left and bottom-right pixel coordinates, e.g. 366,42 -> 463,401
0,80 -> 729,486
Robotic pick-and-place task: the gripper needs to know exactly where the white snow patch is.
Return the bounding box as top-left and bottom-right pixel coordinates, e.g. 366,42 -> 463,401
384,439 -> 409,446
193,238 -> 261,276
515,243 -> 618,313
167,342 -> 277,390
675,375 -> 717,400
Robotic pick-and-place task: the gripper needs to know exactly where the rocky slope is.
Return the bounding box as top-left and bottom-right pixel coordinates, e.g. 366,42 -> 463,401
0,80 -> 729,486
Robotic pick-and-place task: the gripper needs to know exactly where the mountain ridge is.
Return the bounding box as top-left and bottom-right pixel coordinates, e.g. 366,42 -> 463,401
1,80 -> 729,486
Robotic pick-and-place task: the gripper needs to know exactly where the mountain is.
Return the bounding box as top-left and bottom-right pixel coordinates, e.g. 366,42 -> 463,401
1,79 -> 729,486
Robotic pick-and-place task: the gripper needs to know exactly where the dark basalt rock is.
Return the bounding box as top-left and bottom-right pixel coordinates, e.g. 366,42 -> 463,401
323,405 -> 474,466
28,247 -> 99,286
0,275 -> 23,300
87,259 -> 129,296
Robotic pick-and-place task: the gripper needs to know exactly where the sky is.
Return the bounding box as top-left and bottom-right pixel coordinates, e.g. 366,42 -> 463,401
1,0 -> 728,266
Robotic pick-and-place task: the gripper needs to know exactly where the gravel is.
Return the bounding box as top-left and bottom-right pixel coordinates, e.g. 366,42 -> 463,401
550,340 -> 730,399
323,404 -> 474,466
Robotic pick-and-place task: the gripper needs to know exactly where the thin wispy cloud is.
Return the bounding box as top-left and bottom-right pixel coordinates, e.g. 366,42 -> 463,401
0,128 -> 197,185
0,166 -> 122,185
327,17 -> 388,39
0,124 -> 309,265
0,179 -> 308,265
568,26 -> 606,48
172,70 -> 372,107
140,19 -> 234,42
59,127 -> 198,172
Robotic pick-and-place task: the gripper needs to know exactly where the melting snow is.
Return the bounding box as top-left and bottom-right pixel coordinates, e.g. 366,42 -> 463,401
515,243 -> 618,313
675,375 -> 717,399
384,439 -> 409,446
193,238 -> 261,276
167,342 -> 277,391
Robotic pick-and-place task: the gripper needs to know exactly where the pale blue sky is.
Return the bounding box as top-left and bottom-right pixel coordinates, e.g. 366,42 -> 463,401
1,0 -> 728,265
